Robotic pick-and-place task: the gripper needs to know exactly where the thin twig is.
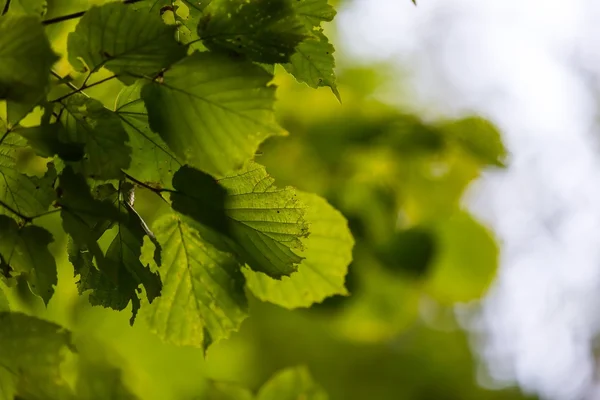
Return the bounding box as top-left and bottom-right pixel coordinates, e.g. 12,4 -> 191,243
1,0 -> 11,15
31,208 -> 62,220
52,74 -> 119,103
42,0 -> 145,25
51,70 -> 79,92
122,171 -> 171,203
0,129 -> 11,147
0,200 -> 32,223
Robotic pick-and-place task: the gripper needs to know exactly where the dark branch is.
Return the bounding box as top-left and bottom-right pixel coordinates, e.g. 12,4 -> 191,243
42,0 -> 146,25
52,74 -> 119,103
1,0 -> 11,15
122,171 -> 171,203
0,200 -> 32,223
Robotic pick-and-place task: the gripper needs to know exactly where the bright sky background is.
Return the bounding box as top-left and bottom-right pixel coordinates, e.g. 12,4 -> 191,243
338,1 -> 600,399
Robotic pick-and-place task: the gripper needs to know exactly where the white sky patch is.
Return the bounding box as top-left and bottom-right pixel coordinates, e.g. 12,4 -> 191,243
338,1 -> 600,399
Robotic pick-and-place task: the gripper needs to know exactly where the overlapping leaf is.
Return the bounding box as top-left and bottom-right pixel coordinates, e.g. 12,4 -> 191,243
244,192 -> 353,308
0,0 -> 47,16
59,171 -> 161,323
283,0 -> 339,97
143,212 -> 247,350
0,130 -> 57,219
142,52 -> 285,176
59,94 -> 131,179
0,216 -> 57,304
217,163 -> 309,278
68,2 -> 186,79
115,81 -> 181,188
199,0 -> 308,63
0,15 -> 58,125
0,285 -> 9,311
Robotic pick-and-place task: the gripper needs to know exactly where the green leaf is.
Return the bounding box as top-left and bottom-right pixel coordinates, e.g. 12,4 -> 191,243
257,366 -> 328,400
244,192 -> 353,308
101,187 -> 162,323
0,312 -> 74,400
440,116 -> 507,167
115,81 -> 181,188
59,94 -> 131,179
199,0 -> 308,64
0,0 -> 47,16
283,31 -> 339,101
376,226 -> 436,278
143,212 -> 247,350
0,216 -> 57,304
67,2 -> 186,79
142,52 -> 285,176
424,212 -> 498,303
76,360 -> 139,400
0,131 -> 57,219
0,15 -> 58,125
218,163 -> 309,278
170,165 -> 229,236
292,0 -> 336,27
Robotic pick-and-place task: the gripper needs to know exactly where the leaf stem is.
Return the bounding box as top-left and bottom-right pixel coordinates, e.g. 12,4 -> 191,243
0,200 -> 32,223
42,0 -> 145,25
52,74 -> 119,103
31,209 -> 62,220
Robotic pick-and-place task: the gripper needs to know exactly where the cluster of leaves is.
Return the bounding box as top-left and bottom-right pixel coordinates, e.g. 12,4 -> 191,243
0,0 -> 354,371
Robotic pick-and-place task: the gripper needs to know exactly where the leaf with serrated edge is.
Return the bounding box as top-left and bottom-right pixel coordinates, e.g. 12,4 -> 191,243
244,192 -> 353,308
0,0 -> 47,16
257,366 -> 328,400
199,0 -> 308,64
292,0 -> 336,27
142,52 -> 285,177
115,81 -> 181,188
218,163 -> 308,278
0,132 -> 57,219
143,212 -> 247,350
68,2 -> 186,79
283,31 -> 340,100
59,94 -> 131,179
0,216 -> 57,305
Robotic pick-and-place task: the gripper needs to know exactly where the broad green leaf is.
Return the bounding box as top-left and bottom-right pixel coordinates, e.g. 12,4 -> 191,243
376,225 -> 436,278
68,2 -> 186,79
170,165 -> 229,236
76,361 -> 139,400
0,131 -> 57,219
199,0 -> 308,64
283,31 -> 340,101
292,0 -> 336,27
0,312 -> 74,400
115,81 -> 181,188
440,116 -> 507,167
142,52 -> 285,176
257,366 -> 328,400
424,212 -> 498,303
0,216 -> 57,304
0,0 -> 47,16
59,94 -> 131,179
0,15 -> 58,125
218,163 -> 309,278
144,212 -> 247,350
244,192 -> 353,308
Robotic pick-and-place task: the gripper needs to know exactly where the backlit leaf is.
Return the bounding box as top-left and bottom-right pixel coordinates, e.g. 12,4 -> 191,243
142,52 -> 285,176
244,192 -> 353,307
257,366 -> 328,400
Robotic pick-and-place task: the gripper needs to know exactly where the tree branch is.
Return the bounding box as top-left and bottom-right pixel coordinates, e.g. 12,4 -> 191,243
42,0 -> 146,25
122,171 -> 171,203
2,0 -> 11,15
52,74 -> 119,103
0,200 -> 32,223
